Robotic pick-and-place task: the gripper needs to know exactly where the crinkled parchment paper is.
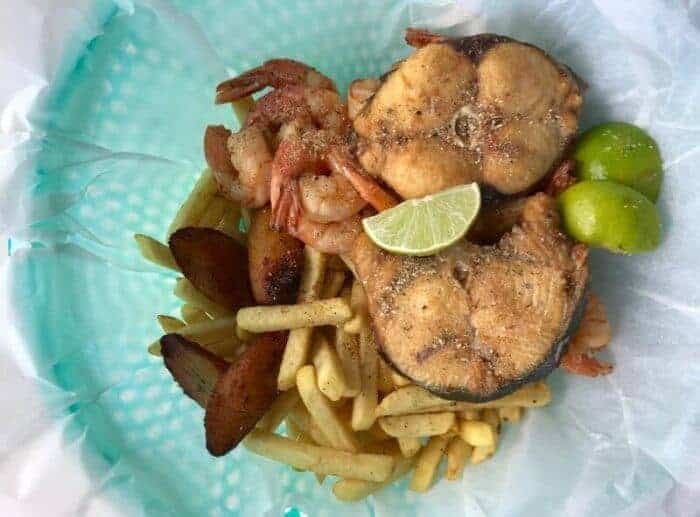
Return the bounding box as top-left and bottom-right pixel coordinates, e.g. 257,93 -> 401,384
0,1 -> 698,515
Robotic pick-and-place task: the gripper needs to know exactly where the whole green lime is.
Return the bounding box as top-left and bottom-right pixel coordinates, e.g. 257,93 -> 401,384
558,180 -> 661,254
573,122 -> 663,201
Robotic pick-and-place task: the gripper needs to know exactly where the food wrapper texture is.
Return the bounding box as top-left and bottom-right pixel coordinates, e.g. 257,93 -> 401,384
0,0 -> 698,515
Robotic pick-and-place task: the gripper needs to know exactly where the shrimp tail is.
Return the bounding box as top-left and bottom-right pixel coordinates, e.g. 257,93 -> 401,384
560,293 -> 613,377
327,148 -> 399,212
204,125 -> 235,175
271,191 -> 289,231
216,59 -> 336,104
405,28 -> 448,48
560,352 -> 613,377
216,67 -> 268,103
271,188 -> 302,231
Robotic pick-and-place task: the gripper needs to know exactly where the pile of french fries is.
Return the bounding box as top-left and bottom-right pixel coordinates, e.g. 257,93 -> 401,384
134,99 -> 553,501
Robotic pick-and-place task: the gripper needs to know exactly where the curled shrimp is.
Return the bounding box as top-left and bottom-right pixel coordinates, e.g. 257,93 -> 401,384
246,84 -> 349,135
204,125 -> 272,208
288,212 -> 364,255
228,126 -> 273,207
210,58 -> 398,244
298,171 -> 366,223
215,59 -> 336,104
404,27 -> 448,48
270,133 -> 398,231
216,59 -> 347,135
561,293 -> 613,377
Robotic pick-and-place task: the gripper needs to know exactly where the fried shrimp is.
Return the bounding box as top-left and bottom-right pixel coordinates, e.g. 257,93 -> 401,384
560,293 -> 613,377
289,213 -> 364,255
298,171 -> 367,223
270,133 -> 397,232
204,125 -> 273,208
215,58 -> 336,103
214,59 -> 397,246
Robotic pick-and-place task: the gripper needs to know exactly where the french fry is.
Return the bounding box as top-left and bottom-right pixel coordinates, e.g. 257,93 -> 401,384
378,413 -> 455,438
445,438 -> 472,480
326,255 -> 347,272
409,435 -> 449,492
342,316 -> 364,335
278,328 -> 314,391
236,325 -> 254,342
157,314 -> 186,333
332,456 -> 415,501
216,205 -> 246,245
343,280 -> 369,334
153,336 -> 233,367
180,304 -> 210,325
287,403 -> 332,447
175,316 -> 238,345
360,438 -> 401,456
148,315 -> 187,355
237,298 -> 351,333
205,338 -> 241,360
321,270 -> 346,299
471,443 -> 496,464
334,327 -> 361,397
285,418 -> 307,442
397,437 -> 422,458
298,247 -> 327,303
257,389 -> 301,432
377,360 -> 395,394
498,406 -> 523,423
197,196 -> 229,228
232,96 -> 255,125
312,334 -> 348,402
277,247 -> 327,390
285,419 -> 326,484
147,341 -> 162,356
458,420 -> 497,447
288,420 -> 332,484
134,234 -> 179,271
296,366 -> 359,452
390,370 -> 412,388
481,408 -> 501,434
244,430 -> 394,483
356,424 -> 392,447
352,324 -> 378,431
375,382 -> 551,417
173,278 -> 233,318
459,409 -> 481,421
167,169 -> 218,236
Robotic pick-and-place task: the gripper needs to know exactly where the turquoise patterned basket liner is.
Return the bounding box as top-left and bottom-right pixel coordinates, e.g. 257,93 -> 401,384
11,0 -> 698,516
11,1 -> 436,515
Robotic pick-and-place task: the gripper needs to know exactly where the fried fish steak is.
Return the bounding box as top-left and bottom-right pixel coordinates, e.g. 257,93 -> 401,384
352,29 -> 582,199
350,193 -> 588,401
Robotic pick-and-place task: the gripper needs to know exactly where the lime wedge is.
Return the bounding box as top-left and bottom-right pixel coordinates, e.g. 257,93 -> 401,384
362,183 -> 481,256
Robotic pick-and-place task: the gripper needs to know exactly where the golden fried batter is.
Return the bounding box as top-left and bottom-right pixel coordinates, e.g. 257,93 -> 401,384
351,29 -> 582,198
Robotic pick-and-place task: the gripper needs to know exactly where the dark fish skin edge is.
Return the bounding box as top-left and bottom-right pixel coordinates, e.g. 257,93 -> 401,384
447,32 -> 586,91
375,286 -> 589,403
446,33 -> 512,63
